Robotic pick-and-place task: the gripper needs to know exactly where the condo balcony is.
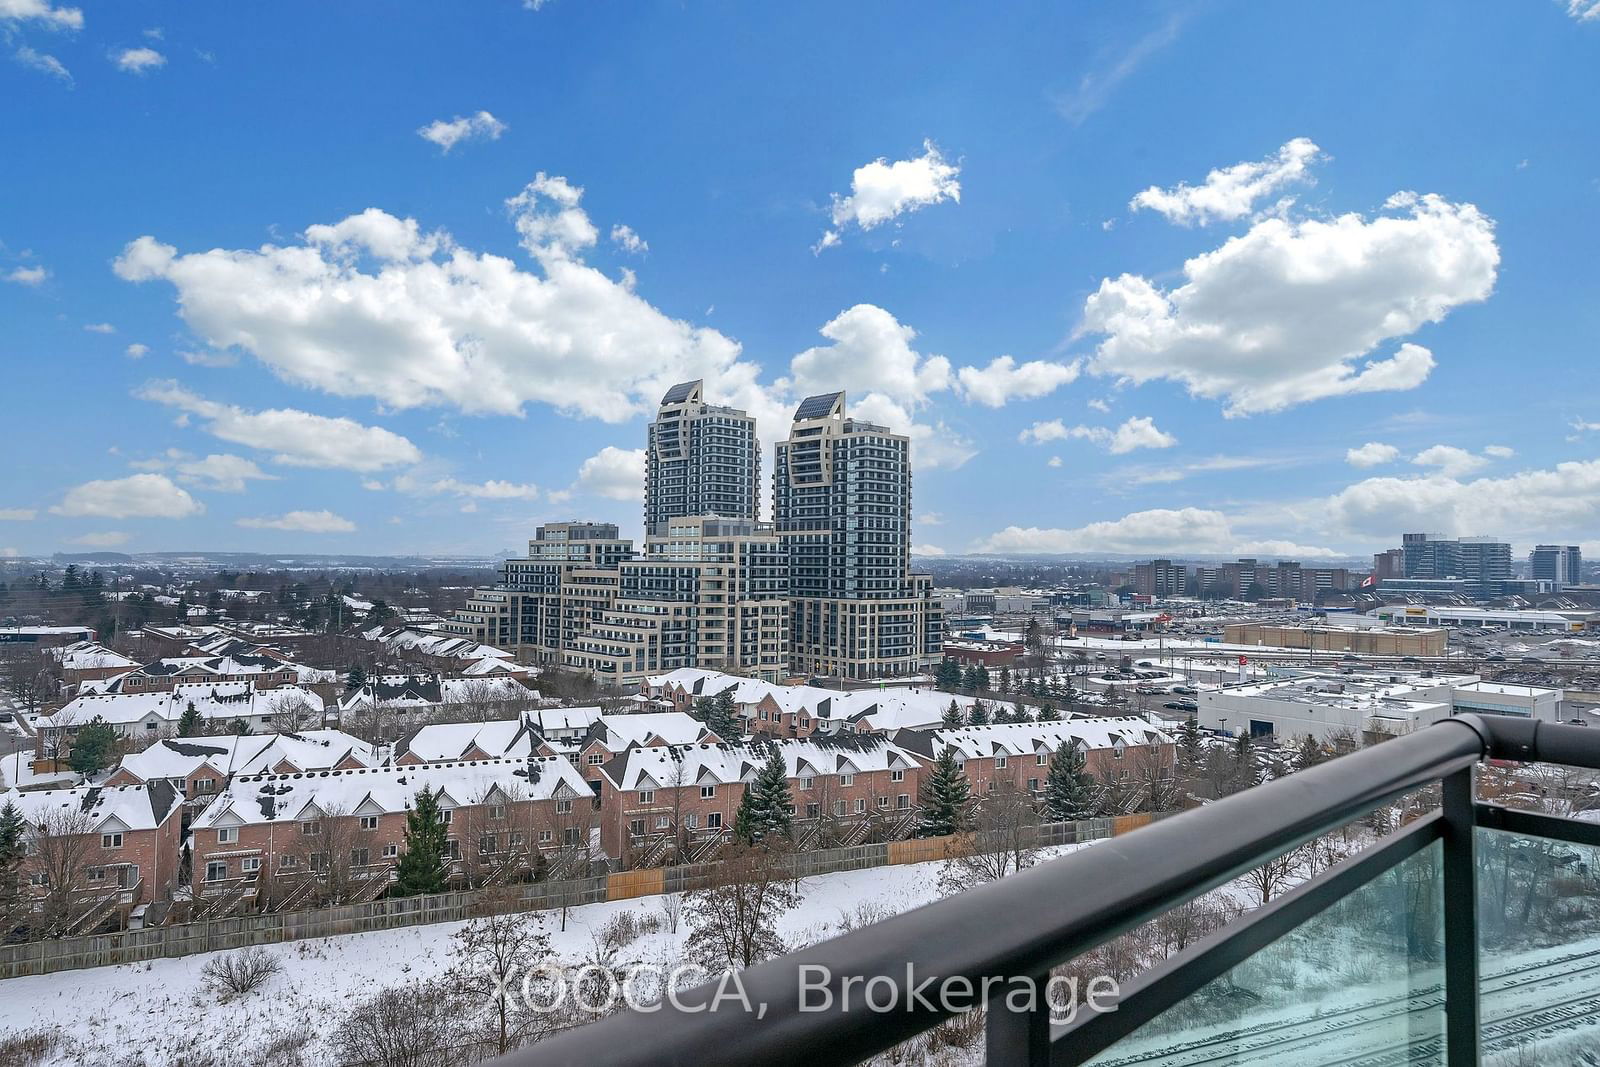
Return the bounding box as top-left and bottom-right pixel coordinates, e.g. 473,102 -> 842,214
500,714 -> 1600,1066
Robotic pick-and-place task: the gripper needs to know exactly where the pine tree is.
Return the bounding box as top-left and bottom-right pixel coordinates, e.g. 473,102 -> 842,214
734,746 -> 794,846
1013,701 -> 1032,723
1294,734 -> 1328,771
345,664 -> 367,692
993,705 -> 1013,724
1229,733 -> 1258,794
1037,701 -> 1058,721
936,659 -> 964,692
393,789 -> 450,896
706,689 -> 741,740
1176,717 -> 1205,773
68,716 -> 119,777
0,800 -> 25,931
916,747 -> 972,837
968,700 -> 990,726
998,666 -> 1012,694
1043,743 -> 1098,822
177,701 -> 202,738
942,700 -> 964,728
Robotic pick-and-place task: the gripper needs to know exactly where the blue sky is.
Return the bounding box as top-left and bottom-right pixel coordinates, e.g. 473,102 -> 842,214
3,0 -> 1598,560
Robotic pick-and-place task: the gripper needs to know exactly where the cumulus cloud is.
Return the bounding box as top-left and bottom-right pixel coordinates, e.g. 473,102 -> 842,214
1327,458 -> 1600,540
1346,442 -> 1400,468
69,531 -> 130,548
1483,444 -> 1515,459
417,110 -> 508,153
1566,0 -> 1600,20
392,473 -> 540,500
114,178 -> 757,425
787,304 -> 951,407
51,474 -> 203,519
978,507 -> 1337,557
610,224 -> 647,255
237,510 -> 356,533
1130,138 -> 1323,225
957,356 -> 1080,407
1018,415 -> 1176,454
815,140 -> 960,252
0,0 -> 82,29
135,381 -> 421,472
83,322 -> 115,334
113,47 -> 165,74
125,343 -> 149,359
4,265 -> 48,285
911,544 -> 946,557
14,45 -> 71,83
1082,192 -> 1498,415
572,446 -> 646,501
1412,444 -> 1488,478
0,508 -> 36,520
172,453 -> 276,492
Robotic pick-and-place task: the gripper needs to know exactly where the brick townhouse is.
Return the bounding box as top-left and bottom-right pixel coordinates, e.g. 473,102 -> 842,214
1,781 -> 185,918
110,654 -> 303,694
186,756 -> 595,902
893,717 -> 1177,803
106,730 -> 380,809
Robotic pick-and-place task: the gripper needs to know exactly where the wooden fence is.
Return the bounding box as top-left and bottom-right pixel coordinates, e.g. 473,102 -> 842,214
0,811 -> 1173,980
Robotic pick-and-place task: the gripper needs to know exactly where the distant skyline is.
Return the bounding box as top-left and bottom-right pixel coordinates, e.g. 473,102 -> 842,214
3,2 -> 1599,561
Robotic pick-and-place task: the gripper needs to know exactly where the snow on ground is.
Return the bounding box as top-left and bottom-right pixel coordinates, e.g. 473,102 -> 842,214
0,844 -> 1092,1066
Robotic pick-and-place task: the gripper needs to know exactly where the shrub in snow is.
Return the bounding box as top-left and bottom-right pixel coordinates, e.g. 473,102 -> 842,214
200,946 -> 283,1000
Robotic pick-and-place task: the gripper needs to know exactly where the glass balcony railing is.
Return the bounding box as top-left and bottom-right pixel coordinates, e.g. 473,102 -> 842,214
502,714 -> 1600,1067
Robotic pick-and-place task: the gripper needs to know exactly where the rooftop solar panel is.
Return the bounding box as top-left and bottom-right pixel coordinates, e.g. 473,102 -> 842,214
793,392 -> 844,420
660,380 -> 701,405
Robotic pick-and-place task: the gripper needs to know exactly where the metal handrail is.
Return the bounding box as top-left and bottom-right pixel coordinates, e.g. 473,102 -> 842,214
511,715 -> 1584,1067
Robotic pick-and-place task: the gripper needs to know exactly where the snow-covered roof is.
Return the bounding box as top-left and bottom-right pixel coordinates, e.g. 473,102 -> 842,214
47,641 -> 139,673
583,712 -> 716,750
190,756 -> 590,830
898,716 -> 1174,762
1,781 -> 182,834
598,743 -> 767,791
115,730 -> 379,783
767,734 -> 921,777
0,751 -> 77,791
398,719 -> 537,762
645,668 -> 981,729
52,682 -> 326,727
338,675 -> 531,712
356,625 -> 513,662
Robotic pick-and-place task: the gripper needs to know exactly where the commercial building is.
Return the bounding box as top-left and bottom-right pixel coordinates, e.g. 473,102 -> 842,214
1372,549 -> 1406,581
1190,559 -> 1356,600
1398,533 -> 1512,598
1133,559 -> 1187,597
1223,623 -> 1447,657
1450,681 -> 1564,722
645,380 -> 760,534
1372,605 -> 1600,632
1531,545 -> 1583,589
775,392 -> 943,679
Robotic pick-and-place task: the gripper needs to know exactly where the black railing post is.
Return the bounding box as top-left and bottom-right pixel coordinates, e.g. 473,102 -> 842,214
1441,767 -> 1478,1066
985,971 -> 1051,1066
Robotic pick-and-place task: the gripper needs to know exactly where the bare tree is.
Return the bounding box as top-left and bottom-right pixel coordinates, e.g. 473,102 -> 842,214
267,691 -> 319,734
938,782 -> 1038,895
333,980 -> 476,1067
27,807 -> 96,937
658,890 -> 684,935
683,843 -> 799,972
201,946 -> 284,1000
1241,845 -> 1306,906
1130,746 -> 1180,813
448,886 -> 552,1057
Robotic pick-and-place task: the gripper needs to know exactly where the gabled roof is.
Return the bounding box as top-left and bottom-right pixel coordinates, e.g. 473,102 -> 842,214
1,780 -> 182,833
897,717 -> 1173,762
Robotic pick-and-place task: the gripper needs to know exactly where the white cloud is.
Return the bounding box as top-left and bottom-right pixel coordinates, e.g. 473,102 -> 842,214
115,179 -> 757,425
417,110 -> 508,153
1566,0 -> 1600,21
136,381 -> 422,472
3,265 -> 48,285
1130,138 -> 1323,226
1053,13 -> 1184,125
237,510 -> 356,533
1483,444 -> 1515,459
1412,444 -> 1488,478
0,0 -> 82,29
14,45 -> 71,83
1083,192 -> 1498,415
51,474 -> 203,519
850,392 -> 976,471
125,343 -> 149,359
393,473 -> 540,500
1119,454 -> 1292,486
175,454 -> 276,493
1047,456 -> 1063,468
1018,415 -> 1175,454
815,140 -> 960,252
1087,398 -> 1111,413
113,47 -> 165,74
83,322 -> 115,334
956,356 -> 1080,407
573,446 -> 646,501
787,304 -> 951,407
911,544 -> 946,557
1572,418 -> 1600,434
978,507 -> 1336,557
0,508 -> 36,520
610,224 -> 647,255
919,512 -> 945,527
69,531 -> 130,548
1328,458 -> 1600,541
1345,442 -> 1400,468
179,349 -> 238,367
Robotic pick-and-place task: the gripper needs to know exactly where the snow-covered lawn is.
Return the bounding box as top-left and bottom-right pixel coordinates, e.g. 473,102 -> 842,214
0,845 -> 1090,1066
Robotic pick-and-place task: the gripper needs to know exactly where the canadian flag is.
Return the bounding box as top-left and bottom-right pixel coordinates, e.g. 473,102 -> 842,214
1361,574 -> 1377,588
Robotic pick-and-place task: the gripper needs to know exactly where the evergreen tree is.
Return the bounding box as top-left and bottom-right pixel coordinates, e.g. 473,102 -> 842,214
393,789 -> 450,896
935,659 -> 964,692
992,705 -> 1013,725
916,747 -> 972,837
968,700 -> 990,726
346,664 -> 367,692
1013,701 -> 1031,723
998,666 -> 1012,694
0,800 -> 24,931
962,665 -> 981,691
1036,701 -> 1058,721
68,716 -> 119,777
1294,734 -> 1329,771
970,665 -> 990,692
1176,717 -> 1206,773
1043,743 -> 1098,822
1229,733 -> 1258,794
942,700 -> 964,728
177,701 -> 203,737
706,689 -> 742,740
229,719 -> 251,736
734,746 -> 794,846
